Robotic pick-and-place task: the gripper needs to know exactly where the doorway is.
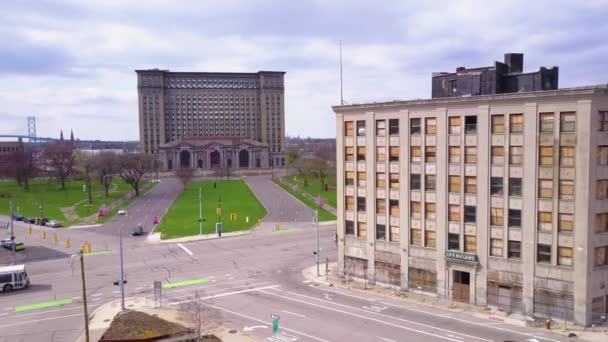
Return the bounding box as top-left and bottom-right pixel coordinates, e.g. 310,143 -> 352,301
210,150 -> 220,167
179,150 -> 191,168
453,270 -> 470,303
239,150 -> 249,168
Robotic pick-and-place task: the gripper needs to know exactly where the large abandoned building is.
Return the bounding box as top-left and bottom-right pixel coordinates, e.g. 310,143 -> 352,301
333,53 -> 608,325
136,69 -> 286,170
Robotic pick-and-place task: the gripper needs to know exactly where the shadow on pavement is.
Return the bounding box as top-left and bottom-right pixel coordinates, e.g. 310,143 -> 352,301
23,246 -> 71,262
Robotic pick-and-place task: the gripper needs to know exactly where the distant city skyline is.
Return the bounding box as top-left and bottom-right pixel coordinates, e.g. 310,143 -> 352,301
1,0 -> 607,140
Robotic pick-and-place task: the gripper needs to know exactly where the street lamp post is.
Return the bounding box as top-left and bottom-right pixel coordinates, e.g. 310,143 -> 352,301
9,197 -> 15,253
119,226 -> 126,310
199,188 -> 202,235
38,203 -> 43,220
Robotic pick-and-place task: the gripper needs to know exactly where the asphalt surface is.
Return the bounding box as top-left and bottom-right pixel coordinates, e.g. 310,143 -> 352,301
0,176 -> 578,342
244,175 -> 314,223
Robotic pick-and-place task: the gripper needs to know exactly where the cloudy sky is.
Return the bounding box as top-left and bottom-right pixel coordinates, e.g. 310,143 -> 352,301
1,0 -> 607,141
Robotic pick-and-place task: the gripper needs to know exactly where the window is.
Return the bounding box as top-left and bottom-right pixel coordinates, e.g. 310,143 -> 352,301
465,116 -> 477,134
508,241 -> 521,259
449,205 -> 460,222
597,146 -> 608,165
410,174 -> 421,190
389,146 -> 399,162
448,233 -> 460,250
410,118 -> 421,134
411,146 -> 422,163
598,180 -> 608,199
376,224 -> 386,240
509,209 -> 521,227
390,200 -> 400,217
492,115 -> 505,133
345,121 -> 354,136
558,247 -> 572,266
465,177 -> 476,194
596,213 -> 608,233
376,173 -> 386,188
389,119 -> 399,135
462,147 -> 477,164
509,178 -> 522,197
425,202 -> 436,220
449,146 -> 460,163
357,172 -> 366,187
389,173 -> 399,189
558,213 -> 573,233
425,146 -> 436,163
509,114 -> 523,133
345,146 -> 354,161
357,197 -> 366,211
491,238 -> 503,257
358,222 -> 367,238
509,147 -> 523,165
425,230 -> 436,248
345,221 -> 355,235
539,179 -> 553,198
376,146 -> 386,162
345,196 -> 355,210
411,229 -> 421,245
357,146 -> 366,161
491,208 -> 504,226
464,235 -> 476,253
425,175 -> 436,191
390,226 -> 400,242
595,246 -> 608,267
560,147 -> 574,166
449,176 -> 461,193
345,172 -> 354,186
425,118 -> 437,134
491,146 -> 505,164
560,112 -> 575,132
356,121 -> 366,136
539,113 -> 554,132
376,120 -> 386,136
600,111 -> 608,132
559,180 -> 574,200
537,244 -> 551,263
411,202 -> 421,219
538,211 -> 552,232
449,117 -> 461,134
376,199 -> 386,214
464,206 -> 476,223
490,177 -> 503,196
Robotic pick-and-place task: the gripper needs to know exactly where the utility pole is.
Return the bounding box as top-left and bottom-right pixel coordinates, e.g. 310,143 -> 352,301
315,209 -> 320,277
199,187 -> 203,235
9,197 -> 15,253
80,251 -> 90,342
119,227 -> 125,310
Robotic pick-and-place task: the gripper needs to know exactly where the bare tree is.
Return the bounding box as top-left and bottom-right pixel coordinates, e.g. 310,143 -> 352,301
305,156 -> 330,195
43,141 -> 75,190
179,291 -> 219,341
94,152 -> 118,197
175,166 -> 194,189
1,150 -> 38,191
75,152 -> 95,204
118,153 -> 154,196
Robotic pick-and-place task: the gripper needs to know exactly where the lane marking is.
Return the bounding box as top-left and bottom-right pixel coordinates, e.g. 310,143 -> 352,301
177,243 -> 193,256
72,296 -> 82,300
274,228 -> 299,234
377,338 -> 396,342
263,290 -> 491,342
112,290 -> 120,294
203,302 -> 329,342
15,299 -> 73,312
164,282 -> 271,302
91,293 -> 103,297
0,313 -> 82,329
83,250 -> 112,257
0,313 -> 7,317
281,310 -> 306,318
168,285 -> 280,305
0,306 -> 81,320
163,278 -> 209,289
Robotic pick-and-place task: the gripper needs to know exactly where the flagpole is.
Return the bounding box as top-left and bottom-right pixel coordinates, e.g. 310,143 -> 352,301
340,40 -> 344,105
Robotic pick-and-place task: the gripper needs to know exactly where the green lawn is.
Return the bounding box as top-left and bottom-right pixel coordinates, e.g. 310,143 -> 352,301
272,179 -> 336,222
97,182 -> 158,224
156,180 -> 267,240
283,175 -> 337,208
0,178 -> 132,225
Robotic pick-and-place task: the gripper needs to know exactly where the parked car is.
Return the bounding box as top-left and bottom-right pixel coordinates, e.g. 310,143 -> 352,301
24,217 -> 36,224
1,239 -> 25,251
131,224 -> 144,236
39,218 -> 49,226
117,209 -> 126,216
11,215 -> 24,221
48,220 -> 62,228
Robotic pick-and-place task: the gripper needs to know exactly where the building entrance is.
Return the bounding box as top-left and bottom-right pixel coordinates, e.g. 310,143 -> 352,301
453,270 -> 470,303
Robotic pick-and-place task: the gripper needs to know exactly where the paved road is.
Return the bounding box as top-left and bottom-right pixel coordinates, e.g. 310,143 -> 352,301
244,175 -> 315,223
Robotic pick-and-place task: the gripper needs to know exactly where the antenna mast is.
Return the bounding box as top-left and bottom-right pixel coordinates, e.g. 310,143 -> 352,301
339,40 -> 344,105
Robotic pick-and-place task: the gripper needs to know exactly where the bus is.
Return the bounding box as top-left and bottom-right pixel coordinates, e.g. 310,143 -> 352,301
0,265 -> 30,293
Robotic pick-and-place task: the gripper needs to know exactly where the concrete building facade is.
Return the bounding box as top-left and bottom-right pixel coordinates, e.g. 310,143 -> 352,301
333,85 -> 608,325
136,69 -> 286,170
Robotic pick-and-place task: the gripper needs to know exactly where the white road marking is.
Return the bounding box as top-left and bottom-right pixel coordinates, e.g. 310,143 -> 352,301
177,243 -> 193,256
262,290 -> 490,342
445,333 -> 464,340
72,296 -> 82,300
0,313 -> 7,317
0,307 -> 80,321
168,285 -> 280,305
377,337 -> 396,342
203,303 -> 329,342
0,313 -> 82,328
91,293 -> 103,297
3,308 -> 11,311
91,297 -> 102,302
112,290 -> 120,294
135,287 -> 143,290
482,322 -> 504,325
281,310 -> 306,318
165,282 -> 271,302
225,273 -> 232,276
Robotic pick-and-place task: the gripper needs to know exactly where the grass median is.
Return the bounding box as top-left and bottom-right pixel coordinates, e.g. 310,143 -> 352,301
282,175 -> 337,208
156,180 -> 267,240
272,179 -> 336,222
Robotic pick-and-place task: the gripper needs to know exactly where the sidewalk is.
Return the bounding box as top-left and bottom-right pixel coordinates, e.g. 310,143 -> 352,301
76,296 -> 259,342
302,263 -> 608,342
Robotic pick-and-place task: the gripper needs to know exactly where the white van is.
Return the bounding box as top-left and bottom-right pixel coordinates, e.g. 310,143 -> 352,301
0,265 -> 30,292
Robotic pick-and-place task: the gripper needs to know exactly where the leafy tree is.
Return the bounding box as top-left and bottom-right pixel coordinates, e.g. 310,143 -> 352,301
118,153 -> 154,196
43,141 -> 75,190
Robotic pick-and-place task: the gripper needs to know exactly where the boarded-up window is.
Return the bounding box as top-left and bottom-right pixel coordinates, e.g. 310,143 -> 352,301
594,246 -> 608,266
559,180 -> 574,200
596,213 -> 608,233
376,199 -> 386,214
449,175 -> 460,193
597,146 -> 608,165
539,146 -> 553,166
410,229 -> 421,245
425,118 -> 437,134
376,120 -> 386,136
491,208 -> 504,226
449,146 -> 460,163
357,172 -> 366,187
390,226 -> 400,242
558,247 -> 573,266
389,146 -> 399,162
345,196 -> 355,210
411,146 -> 422,162
538,179 -> 553,198
376,173 -> 386,188
425,146 -> 436,163
376,146 -> 386,162
492,115 -> 505,133
510,146 -> 523,165
465,176 -> 476,194
491,146 -> 505,164
390,200 -> 400,217
411,202 -> 421,219
464,235 -> 476,253
560,112 -> 575,132
449,205 -> 460,222
425,202 -> 436,220
539,113 -> 554,132
560,146 -> 575,166
357,146 -> 366,161
345,146 -> 354,161
597,180 -> 608,200
465,147 -> 477,164
490,238 -> 503,257
559,213 -> 573,233
425,230 -> 436,248
389,173 -> 399,189
358,222 -> 367,237
449,116 -> 461,134
538,211 -> 552,232
345,121 -> 354,136
510,114 -> 524,133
